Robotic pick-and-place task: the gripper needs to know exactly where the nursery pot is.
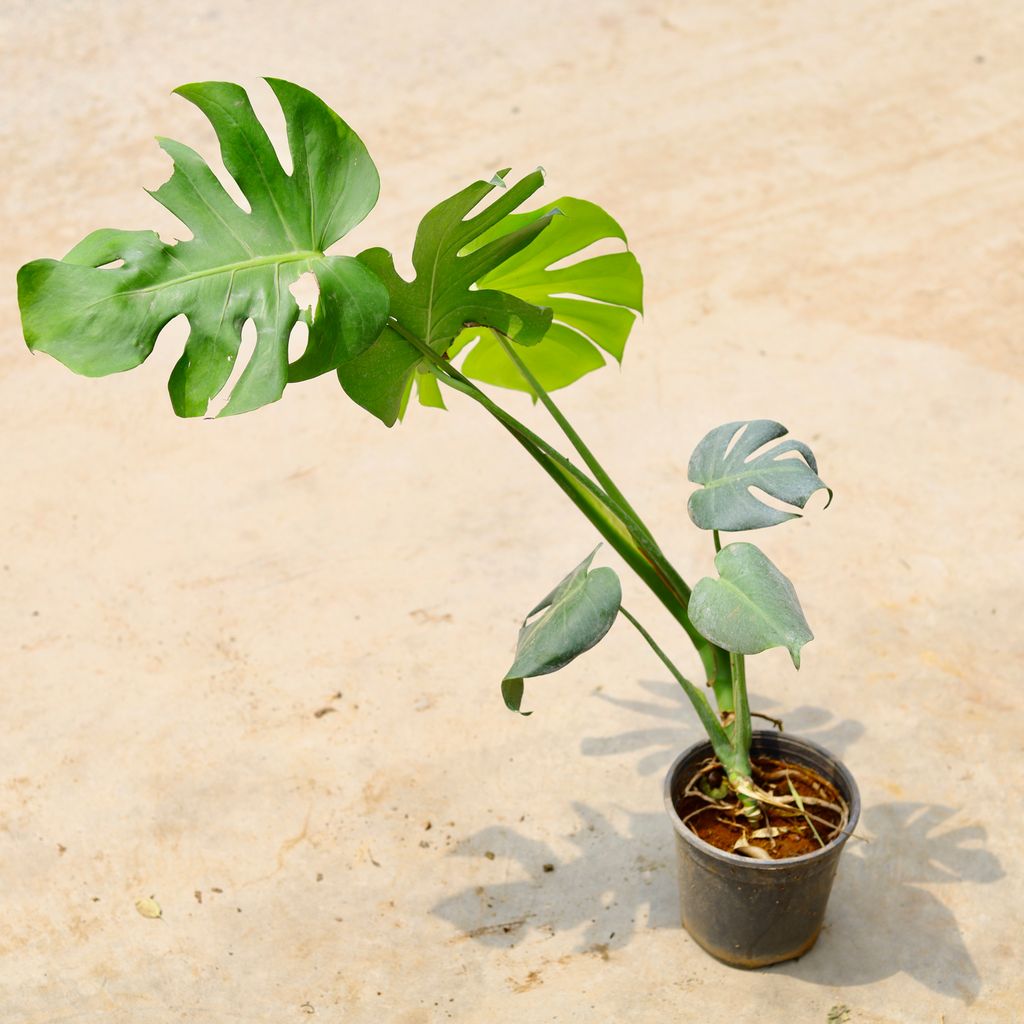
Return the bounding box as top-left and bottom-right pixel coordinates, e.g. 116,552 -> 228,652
663,729 -> 860,968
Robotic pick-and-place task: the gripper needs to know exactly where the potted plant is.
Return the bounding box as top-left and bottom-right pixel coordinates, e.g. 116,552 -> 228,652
17,78 -> 859,967
501,420 -> 860,966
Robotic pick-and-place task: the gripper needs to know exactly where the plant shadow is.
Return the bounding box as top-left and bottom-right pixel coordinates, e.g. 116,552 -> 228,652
430,801 -> 678,954
433,680 -> 1002,1003
775,801 -> 1004,1003
431,798 -> 1002,1002
580,678 -> 866,776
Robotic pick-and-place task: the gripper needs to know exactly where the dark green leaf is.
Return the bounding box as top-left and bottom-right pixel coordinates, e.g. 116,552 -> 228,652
501,548 -> 622,713
687,420 -> 831,531
18,79 -> 387,417
340,170 -> 555,425
501,678 -> 530,716
687,542 -> 813,668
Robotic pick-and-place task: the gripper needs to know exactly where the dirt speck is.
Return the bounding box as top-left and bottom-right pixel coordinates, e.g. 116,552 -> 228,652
508,969 -> 543,993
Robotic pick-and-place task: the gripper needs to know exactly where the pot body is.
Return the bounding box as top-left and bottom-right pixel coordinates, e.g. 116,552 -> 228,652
664,730 -> 860,968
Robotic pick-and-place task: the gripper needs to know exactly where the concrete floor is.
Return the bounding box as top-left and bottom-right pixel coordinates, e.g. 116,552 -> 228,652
2,2 -> 1021,1021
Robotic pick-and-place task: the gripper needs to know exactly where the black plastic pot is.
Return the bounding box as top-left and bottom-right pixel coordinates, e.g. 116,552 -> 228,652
663,729 -> 860,968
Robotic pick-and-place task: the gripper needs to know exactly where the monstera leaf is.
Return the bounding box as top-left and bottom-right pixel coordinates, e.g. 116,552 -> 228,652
687,543 -> 812,668
687,420 -> 832,531
451,197 -> 643,392
338,176 -> 643,426
501,548 -> 622,714
338,170 -> 555,425
18,78 -> 388,417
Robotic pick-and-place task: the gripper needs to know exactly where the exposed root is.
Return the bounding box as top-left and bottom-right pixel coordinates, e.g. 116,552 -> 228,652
751,711 -> 784,730
678,755 -> 852,857
733,840 -> 773,860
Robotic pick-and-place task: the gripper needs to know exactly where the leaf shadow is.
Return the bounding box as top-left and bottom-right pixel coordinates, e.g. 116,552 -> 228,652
774,801 -> 1004,1003
580,678 -> 866,776
435,679 -> 1000,1003
430,797 -> 1002,1004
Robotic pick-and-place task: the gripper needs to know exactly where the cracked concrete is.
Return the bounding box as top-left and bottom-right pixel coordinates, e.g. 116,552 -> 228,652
1,1 -> 1021,1021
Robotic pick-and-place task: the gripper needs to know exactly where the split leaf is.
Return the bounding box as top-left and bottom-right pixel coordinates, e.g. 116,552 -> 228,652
687,542 -> 812,668
19,79 -> 387,417
339,170 -> 555,425
452,197 -> 643,393
687,420 -> 831,531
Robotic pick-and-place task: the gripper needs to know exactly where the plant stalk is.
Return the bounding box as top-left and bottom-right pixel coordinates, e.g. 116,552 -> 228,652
399,325 -> 725,680
484,329 -> 734,714
619,606 -> 734,769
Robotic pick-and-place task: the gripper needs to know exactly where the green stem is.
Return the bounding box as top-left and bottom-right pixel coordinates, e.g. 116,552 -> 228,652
484,329 -> 734,713
713,529 -> 722,553
491,330 -> 642,525
398,326 -> 719,671
393,322 -> 735,722
727,650 -> 761,820
730,651 -> 752,770
619,606 -> 734,769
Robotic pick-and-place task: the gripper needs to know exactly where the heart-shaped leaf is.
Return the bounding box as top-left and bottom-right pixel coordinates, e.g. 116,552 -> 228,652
18,79 -> 388,417
687,542 -> 812,667
450,197 -> 643,393
502,548 -> 622,714
687,420 -> 831,531
338,170 -> 556,425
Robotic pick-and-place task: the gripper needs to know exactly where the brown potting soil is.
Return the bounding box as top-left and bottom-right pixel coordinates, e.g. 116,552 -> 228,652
678,756 -> 844,860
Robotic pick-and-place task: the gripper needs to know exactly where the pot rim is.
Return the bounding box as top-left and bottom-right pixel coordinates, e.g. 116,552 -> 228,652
663,729 -> 861,871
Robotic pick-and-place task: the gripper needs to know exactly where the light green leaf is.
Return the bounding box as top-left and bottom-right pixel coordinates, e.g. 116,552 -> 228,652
452,197 -> 643,393
502,548 -> 622,714
687,420 -> 831,531
687,542 -> 813,668
18,78 -> 388,418
339,170 -> 555,425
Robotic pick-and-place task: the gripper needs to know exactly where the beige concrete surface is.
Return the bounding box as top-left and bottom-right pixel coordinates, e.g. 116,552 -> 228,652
2,2 -> 1022,1021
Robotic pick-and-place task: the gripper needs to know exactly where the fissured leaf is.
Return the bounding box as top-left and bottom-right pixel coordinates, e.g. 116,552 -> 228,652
18,79 -> 388,418
687,420 -> 831,531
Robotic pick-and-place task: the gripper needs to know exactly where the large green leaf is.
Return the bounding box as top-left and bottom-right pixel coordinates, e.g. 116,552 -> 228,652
451,197 -> 643,393
18,78 -> 388,417
687,542 -> 812,668
687,420 -> 831,531
338,170 -> 556,425
501,548 -> 622,714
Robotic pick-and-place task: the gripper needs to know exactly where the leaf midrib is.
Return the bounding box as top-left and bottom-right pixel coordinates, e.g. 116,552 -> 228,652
87,250 -> 322,306
698,459 -> 809,492
716,573 -> 794,642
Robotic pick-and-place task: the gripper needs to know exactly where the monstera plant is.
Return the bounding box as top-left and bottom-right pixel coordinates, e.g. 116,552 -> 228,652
19,81 -> 856,906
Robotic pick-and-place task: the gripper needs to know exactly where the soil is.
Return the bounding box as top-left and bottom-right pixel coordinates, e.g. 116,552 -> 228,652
677,756 -> 845,860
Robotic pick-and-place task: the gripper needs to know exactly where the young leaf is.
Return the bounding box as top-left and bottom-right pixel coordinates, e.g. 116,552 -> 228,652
338,170 -> 555,425
18,79 -> 388,418
502,548 -> 622,714
451,197 -> 643,393
687,542 -> 812,668
687,420 -> 831,531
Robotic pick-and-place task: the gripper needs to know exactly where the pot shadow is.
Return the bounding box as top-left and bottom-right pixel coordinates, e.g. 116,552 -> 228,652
434,679 -> 1001,1002
580,678 -> 866,776
774,801 -> 1004,1003
430,798 -> 1002,1003
430,802 -> 678,953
